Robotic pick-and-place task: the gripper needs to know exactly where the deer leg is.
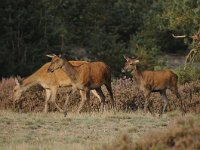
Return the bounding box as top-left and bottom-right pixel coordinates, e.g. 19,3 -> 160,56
64,96 -> 69,117
160,90 -> 168,116
171,86 -> 181,99
95,88 -> 106,113
105,83 -> 116,112
86,90 -> 91,113
77,90 -> 88,113
44,89 -> 51,113
91,90 -> 101,101
63,89 -> 73,117
171,87 -> 185,113
78,90 -> 84,113
50,88 -> 63,112
143,90 -> 151,113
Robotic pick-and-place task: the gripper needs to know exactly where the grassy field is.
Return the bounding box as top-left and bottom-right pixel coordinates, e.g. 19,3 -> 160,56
0,78 -> 199,149
0,110 -> 176,150
1,77 -> 199,150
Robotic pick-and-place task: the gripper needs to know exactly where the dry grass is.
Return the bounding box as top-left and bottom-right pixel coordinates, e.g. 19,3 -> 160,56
0,77 -> 200,149
103,114 -> 200,150
0,110 -> 171,150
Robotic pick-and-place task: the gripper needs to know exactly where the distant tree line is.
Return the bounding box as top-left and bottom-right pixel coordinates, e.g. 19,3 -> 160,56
0,0 -> 200,77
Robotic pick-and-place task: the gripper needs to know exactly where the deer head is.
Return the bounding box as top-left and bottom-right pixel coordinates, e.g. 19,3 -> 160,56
122,55 -> 139,73
47,54 -> 65,72
13,77 -> 23,102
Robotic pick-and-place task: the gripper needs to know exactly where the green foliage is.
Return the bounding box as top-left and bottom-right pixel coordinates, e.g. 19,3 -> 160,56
175,65 -> 200,84
196,51 -> 200,61
0,0 -> 199,77
163,0 -> 200,33
0,0 -> 154,77
130,46 -> 166,70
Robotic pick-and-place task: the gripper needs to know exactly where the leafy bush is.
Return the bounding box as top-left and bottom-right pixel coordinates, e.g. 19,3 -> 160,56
175,65 -> 200,84
127,44 -> 167,71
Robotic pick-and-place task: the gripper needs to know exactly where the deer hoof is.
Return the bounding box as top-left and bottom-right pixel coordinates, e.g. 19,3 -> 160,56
64,112 -> 67,117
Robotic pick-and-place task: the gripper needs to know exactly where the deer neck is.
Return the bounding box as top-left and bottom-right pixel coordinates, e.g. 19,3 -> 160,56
21,73 -> 39,91
131,65 -> 142,85
62,60 -> 79,83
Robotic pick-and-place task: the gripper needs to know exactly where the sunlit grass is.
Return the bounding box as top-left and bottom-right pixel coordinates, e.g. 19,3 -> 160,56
0,110 -> 177,150
103,114 -> 200,150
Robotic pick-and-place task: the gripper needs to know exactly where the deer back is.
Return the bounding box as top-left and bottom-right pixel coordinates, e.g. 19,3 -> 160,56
141,69 -> 178,90
73,61 -> 111,86
30,61 -> 88,88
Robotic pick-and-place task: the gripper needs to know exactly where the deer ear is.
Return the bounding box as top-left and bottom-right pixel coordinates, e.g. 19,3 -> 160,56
15,77 -> 20,86
17,76 -> 23,84
46,54 -> 56,58
59,54 -> 64,58
123,55 -> 130,61
59,54 -> 66,59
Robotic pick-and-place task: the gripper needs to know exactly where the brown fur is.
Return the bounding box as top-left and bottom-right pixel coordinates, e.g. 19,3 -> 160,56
139,70 -> 179,92
122,56 -> 182,115
13,60 -> 101,113
48,55 -> 115,115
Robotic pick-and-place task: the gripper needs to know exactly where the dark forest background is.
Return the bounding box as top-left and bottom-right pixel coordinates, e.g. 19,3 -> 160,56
0,0 -> 200,77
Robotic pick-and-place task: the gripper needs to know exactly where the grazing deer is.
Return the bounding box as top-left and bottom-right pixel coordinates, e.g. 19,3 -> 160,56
47,54 -> 115,115
122,56 -> 182,115
13,55 -> 102,113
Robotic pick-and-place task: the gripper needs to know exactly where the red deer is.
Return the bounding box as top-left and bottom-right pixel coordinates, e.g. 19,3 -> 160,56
122,56 -> 182,115
47,54 -> 115,115
13,55 -> 102,113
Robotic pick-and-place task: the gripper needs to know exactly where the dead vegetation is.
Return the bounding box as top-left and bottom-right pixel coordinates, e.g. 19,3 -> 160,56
0,77 -> 200,114
103,115 -> 200,150
0,77 -> 200,150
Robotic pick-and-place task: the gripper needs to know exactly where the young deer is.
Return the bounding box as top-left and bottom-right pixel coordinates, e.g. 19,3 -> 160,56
122,56 -> 182,115
13,55 -> 102,113
47,54 -> 115,115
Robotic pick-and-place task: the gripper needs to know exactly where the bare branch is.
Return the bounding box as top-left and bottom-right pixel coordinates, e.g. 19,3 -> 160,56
184,49 -> 198,70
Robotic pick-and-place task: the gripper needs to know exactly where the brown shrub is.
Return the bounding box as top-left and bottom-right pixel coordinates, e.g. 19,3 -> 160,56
0,78 -> 15,109
136,118 -> 200,150
103,117 -> 200,150
0,77 -> 200,113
